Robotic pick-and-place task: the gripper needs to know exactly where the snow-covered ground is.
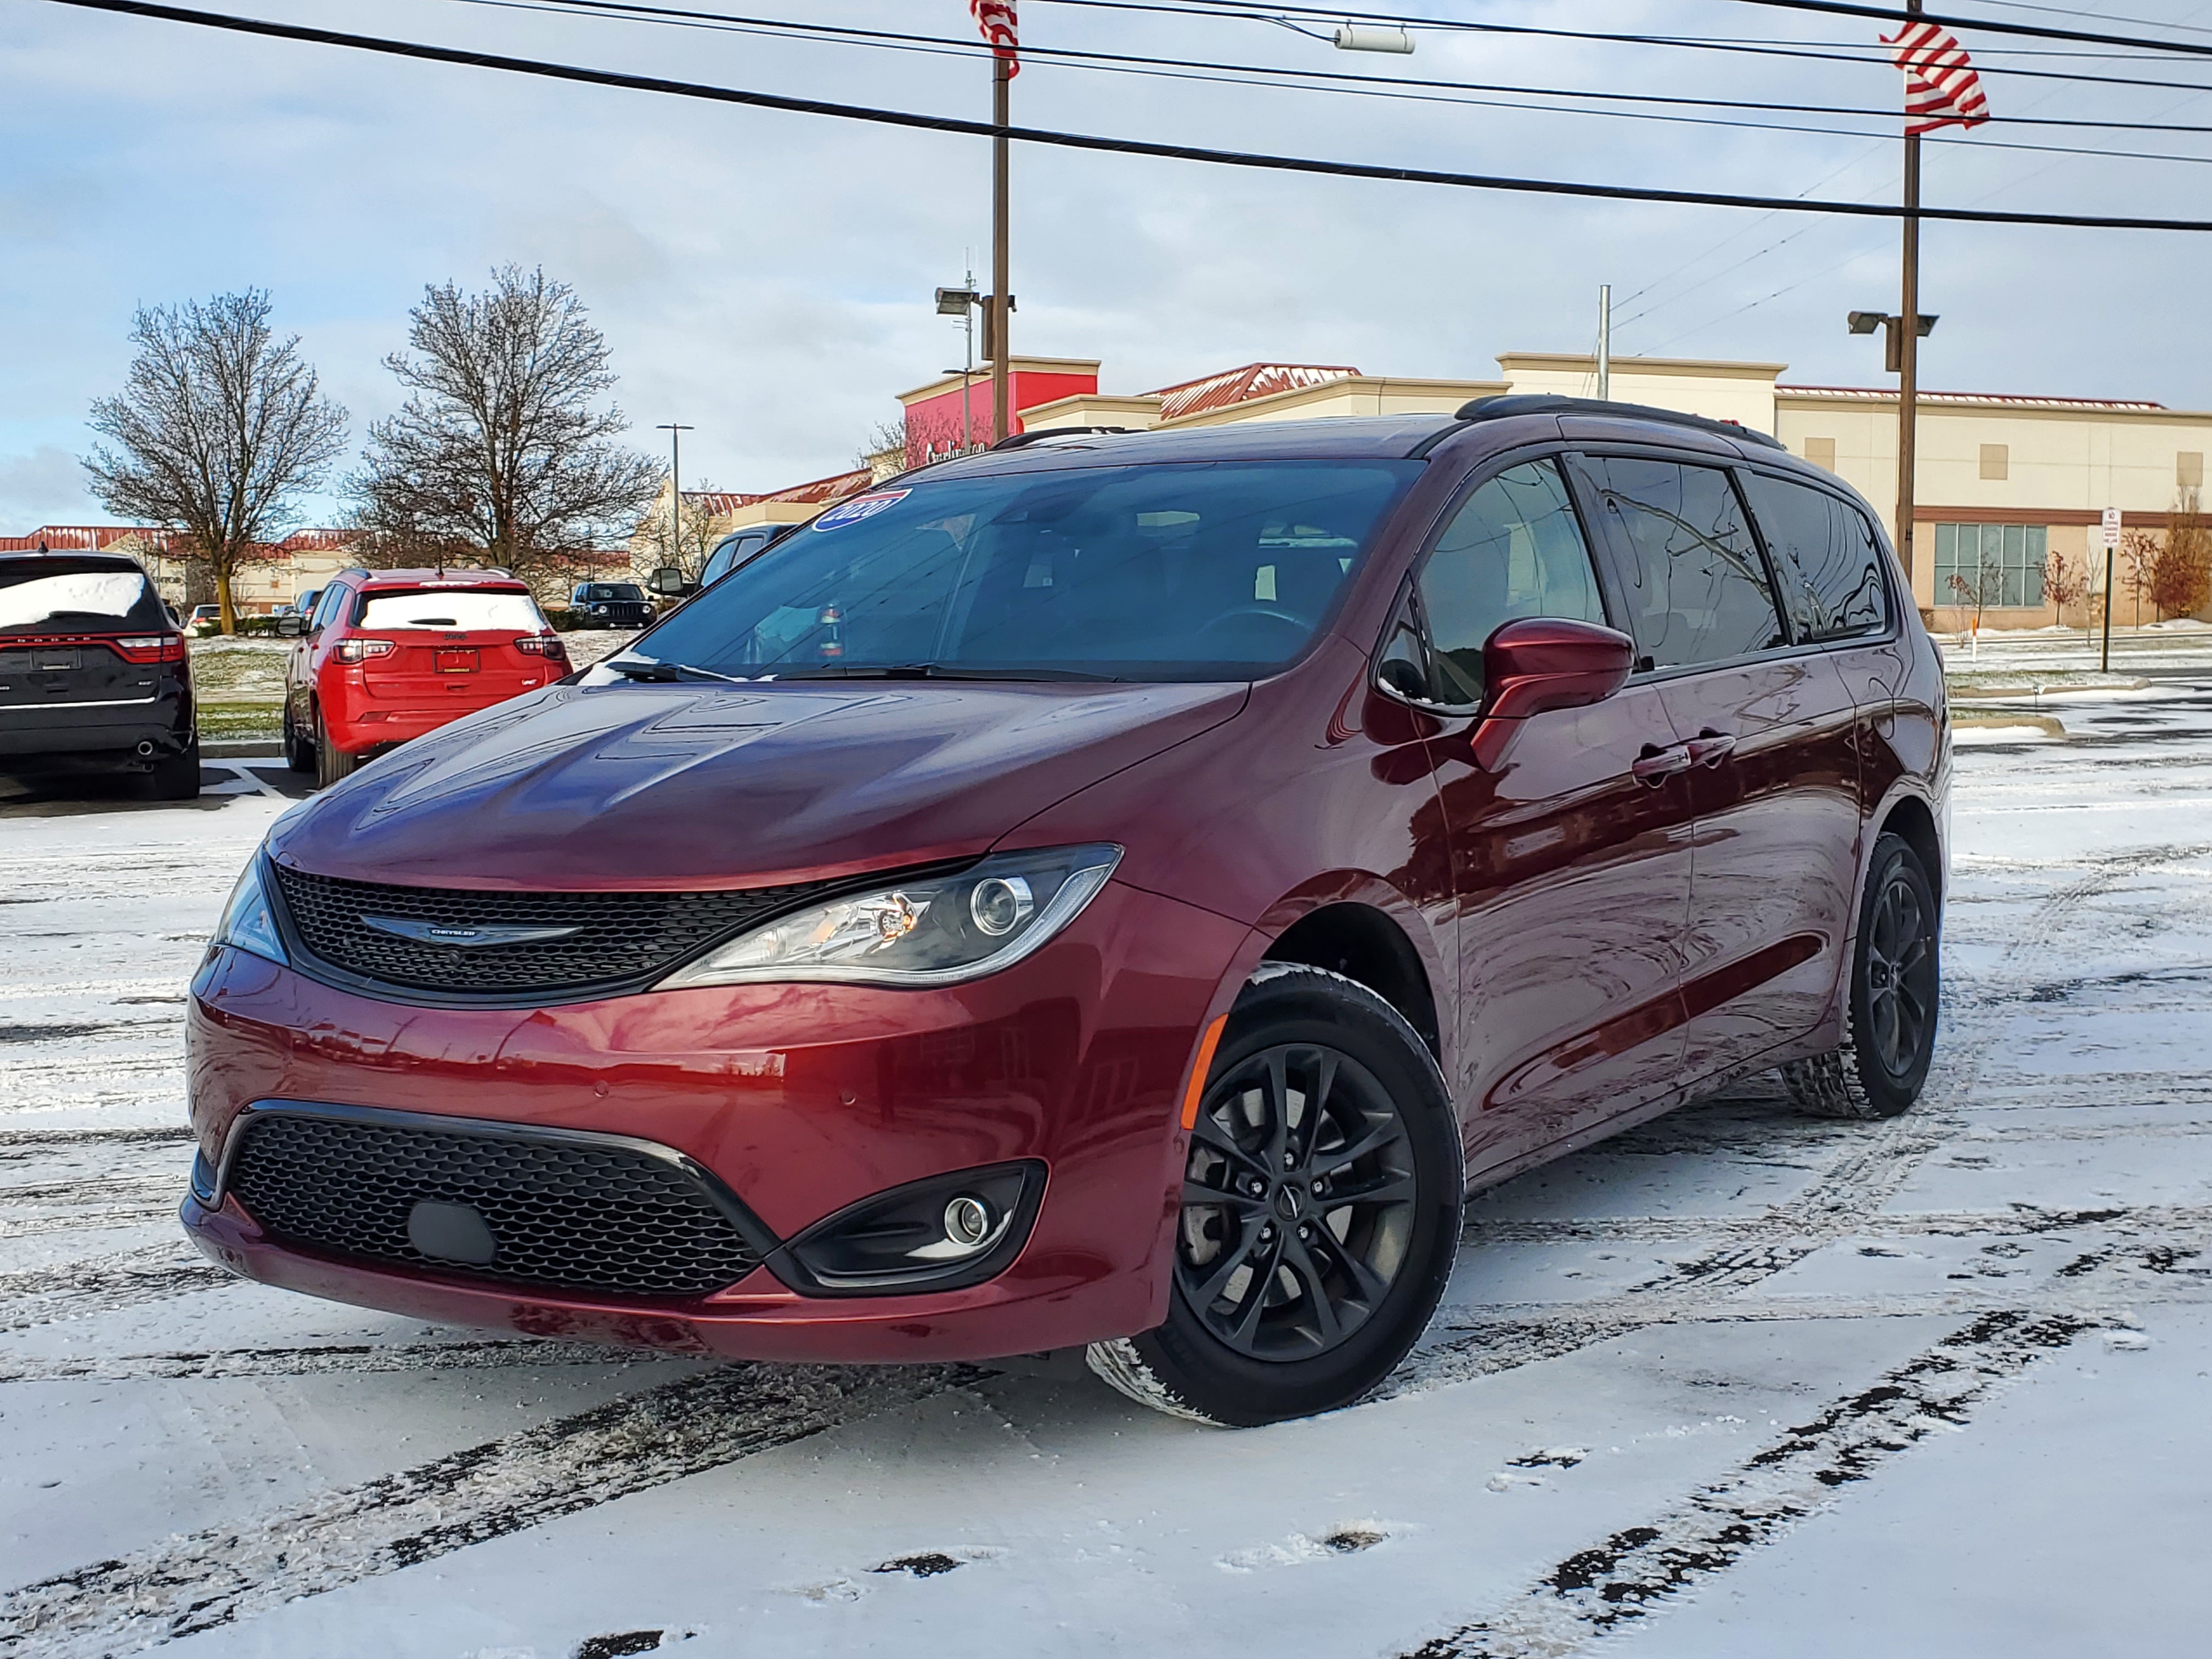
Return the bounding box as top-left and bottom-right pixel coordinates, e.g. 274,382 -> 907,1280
5,686 -> 2212,1658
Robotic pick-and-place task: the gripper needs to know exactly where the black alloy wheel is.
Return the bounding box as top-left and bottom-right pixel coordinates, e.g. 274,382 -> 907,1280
1864,856 -> 1937,1081
1177,1043 -> 1414,1362
1087,964 -> 1463,1426
1782,831 -> 1941,1120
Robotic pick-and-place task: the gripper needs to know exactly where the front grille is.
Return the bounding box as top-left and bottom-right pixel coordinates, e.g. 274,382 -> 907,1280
228,1112 -> 768,1299
270,865 -> 830,998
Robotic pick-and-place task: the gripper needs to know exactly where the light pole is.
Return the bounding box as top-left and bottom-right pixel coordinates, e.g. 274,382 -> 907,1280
935,280 -> 981,454
656,422 -> 693,575
1848,309 -> 1938,569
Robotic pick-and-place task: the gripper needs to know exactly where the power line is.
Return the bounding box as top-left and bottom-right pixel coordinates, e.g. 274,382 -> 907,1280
33,0 -> 2212,232
1719,0 -> 2212,58
1025,0 -> 2212,92
438,0 -> 2212,165
458,0 -> 2212,134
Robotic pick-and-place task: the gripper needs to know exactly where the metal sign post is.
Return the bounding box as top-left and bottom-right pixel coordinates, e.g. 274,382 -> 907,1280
2100,507 -> 2123,673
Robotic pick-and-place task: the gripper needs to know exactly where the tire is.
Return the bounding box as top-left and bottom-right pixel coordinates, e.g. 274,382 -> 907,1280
1781,831 -> 1940,1120
145,743 -> 200,802
1086,964 -> 1464,1426
283,705 -> 314,774
314,710 -> 357,790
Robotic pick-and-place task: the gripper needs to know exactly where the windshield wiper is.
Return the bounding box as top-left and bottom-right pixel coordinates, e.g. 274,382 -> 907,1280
774,663 -> 1111,682
602,655 -> 744,685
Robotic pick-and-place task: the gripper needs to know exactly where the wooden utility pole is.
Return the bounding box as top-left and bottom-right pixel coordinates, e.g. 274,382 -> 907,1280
990,57 -> 1012,444
1896,0 -> 1924,583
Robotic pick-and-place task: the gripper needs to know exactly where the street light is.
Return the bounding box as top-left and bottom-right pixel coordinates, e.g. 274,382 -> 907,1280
936,281 -> 985,455
1848,309 -> 1937,374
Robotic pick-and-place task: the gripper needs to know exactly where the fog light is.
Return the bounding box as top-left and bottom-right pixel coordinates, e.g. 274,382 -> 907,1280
773,1160 -> 1045,1296
944,1194 -> 994,1249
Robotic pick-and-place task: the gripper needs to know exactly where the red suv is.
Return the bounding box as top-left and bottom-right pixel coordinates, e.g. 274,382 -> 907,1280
188,399 -> 1947,1425
280,567 -> 567,786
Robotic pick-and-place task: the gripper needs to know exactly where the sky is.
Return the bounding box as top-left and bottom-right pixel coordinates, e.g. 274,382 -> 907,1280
5,0 -> 2212,533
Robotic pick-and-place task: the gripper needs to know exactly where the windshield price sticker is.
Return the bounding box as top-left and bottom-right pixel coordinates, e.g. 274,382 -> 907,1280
813,490 -> 911,532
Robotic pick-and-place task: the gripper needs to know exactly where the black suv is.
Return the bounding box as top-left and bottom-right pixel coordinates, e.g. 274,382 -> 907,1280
567,582 -> 656,629
0,551 -> 198,797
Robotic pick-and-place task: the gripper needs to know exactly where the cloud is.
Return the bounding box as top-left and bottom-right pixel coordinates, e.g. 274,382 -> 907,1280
0,446 -> 91,533
3,0 -> 2208,522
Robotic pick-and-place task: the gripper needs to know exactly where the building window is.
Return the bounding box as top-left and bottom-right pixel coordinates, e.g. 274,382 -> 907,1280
1804,437 -> 1836,471
1934,522 -> 2047,608
1979,443 -> 2009,481
2182,452 -> 2205,489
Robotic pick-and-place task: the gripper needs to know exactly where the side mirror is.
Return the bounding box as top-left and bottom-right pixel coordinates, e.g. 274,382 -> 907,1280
276,614 -> 307,637
648,566 -> 694,597
1470,617 -> 1635,769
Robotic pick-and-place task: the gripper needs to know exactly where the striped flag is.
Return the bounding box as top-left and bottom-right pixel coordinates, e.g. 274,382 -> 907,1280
969,1 -> 1020,76
1884,20 -> 1990,136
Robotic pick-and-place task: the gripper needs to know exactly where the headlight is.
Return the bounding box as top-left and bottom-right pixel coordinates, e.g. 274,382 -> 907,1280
658,843 -> 1121,990
212,857 -> 287,967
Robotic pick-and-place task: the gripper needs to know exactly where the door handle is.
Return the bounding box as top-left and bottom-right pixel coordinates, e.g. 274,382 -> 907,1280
1631,742 -> 1692,786
1686,730 -> 1737,768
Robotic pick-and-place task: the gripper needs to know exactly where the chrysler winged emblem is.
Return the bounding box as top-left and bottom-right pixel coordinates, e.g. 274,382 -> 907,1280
361,916 -> 582,949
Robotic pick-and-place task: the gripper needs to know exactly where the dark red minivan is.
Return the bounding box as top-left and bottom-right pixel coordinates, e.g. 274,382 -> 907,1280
187,398 -> 1948,1424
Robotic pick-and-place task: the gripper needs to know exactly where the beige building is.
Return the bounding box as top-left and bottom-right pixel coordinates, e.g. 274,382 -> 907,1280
1018,352 -> 2212,629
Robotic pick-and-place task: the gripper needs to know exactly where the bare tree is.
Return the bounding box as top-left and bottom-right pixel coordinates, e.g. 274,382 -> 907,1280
349,266 -> 662,584
637,479 -> 731,584
2042,550 -> 2093,645
1944,537 -> 2007,637
854,418 -> 909,481
83,291 -> 348,633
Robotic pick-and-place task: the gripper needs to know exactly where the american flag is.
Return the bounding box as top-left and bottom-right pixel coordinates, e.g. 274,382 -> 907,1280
1884,20 -> 1990,136
969,1 -> 1019,76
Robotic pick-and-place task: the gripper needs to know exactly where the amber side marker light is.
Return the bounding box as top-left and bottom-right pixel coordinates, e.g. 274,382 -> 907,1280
1180,1014 -> 1229,1130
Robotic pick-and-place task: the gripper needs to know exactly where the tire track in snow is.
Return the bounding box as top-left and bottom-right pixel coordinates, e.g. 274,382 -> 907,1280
1397,1308 -> 2097,1659
0,1362 -> 984,1657
0,1338 -> 673,1385
0,1244 -> 233,1333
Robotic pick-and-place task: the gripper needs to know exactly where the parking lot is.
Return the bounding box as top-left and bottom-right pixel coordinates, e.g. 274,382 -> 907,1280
4,667 -> 2211,1658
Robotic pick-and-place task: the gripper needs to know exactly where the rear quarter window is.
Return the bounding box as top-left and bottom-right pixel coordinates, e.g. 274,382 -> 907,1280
1739,471 -> 1890,642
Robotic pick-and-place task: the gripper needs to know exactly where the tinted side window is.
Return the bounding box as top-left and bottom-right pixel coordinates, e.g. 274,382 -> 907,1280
1740,472 -> 1888,641
1576,456 -> 1785,670
1418,459 -> 1606,703
310,585 -> 347,632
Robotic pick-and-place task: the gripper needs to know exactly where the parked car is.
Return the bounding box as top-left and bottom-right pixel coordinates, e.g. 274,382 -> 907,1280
567,580 -> 656,629
185,603 -> 223,633
186,398 -> 1947,1425
1,549 -> 198,798
280,567 -> 568,788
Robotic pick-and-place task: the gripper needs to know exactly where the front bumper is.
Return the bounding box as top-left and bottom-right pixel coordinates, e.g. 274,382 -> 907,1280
183,879 -> 1248,1363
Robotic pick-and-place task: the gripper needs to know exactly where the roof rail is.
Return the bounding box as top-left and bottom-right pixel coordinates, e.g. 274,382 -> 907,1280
1451,394 -> 1786,452
989,426 -> 1136,451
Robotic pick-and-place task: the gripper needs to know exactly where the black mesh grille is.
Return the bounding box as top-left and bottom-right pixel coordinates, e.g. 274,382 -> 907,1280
270,865 -> 830,997
227,1113 -> 767,1299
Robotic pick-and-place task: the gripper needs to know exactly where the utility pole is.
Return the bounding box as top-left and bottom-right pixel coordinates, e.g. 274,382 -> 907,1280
990,57 -> 1012,444
1896,0 -> 1925,584
1596,284 -> 1611,402
656,422 -> 692,573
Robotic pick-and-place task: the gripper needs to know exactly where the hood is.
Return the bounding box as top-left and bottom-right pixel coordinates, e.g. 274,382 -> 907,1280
271,679 -> 1246,889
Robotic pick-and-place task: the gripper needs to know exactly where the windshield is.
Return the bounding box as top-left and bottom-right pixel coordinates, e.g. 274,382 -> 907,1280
357,589 -> 544,630
579,583 -> 644,602
0,562 -> 165,636
612,461 -> 1416,681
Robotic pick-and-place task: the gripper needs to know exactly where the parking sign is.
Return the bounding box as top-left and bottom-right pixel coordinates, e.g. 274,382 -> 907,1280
2102,507 -> 2123,548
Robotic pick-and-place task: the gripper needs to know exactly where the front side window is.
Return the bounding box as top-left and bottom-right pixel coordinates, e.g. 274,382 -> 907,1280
356,589 -> 545,631
1934,522 -> 2047,609
1417,459 -> 1607,704
1575,456 -> 1786,670
1740,472 -> 1888,642
0,561 -> 165,636
612,461 -> 1418,681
